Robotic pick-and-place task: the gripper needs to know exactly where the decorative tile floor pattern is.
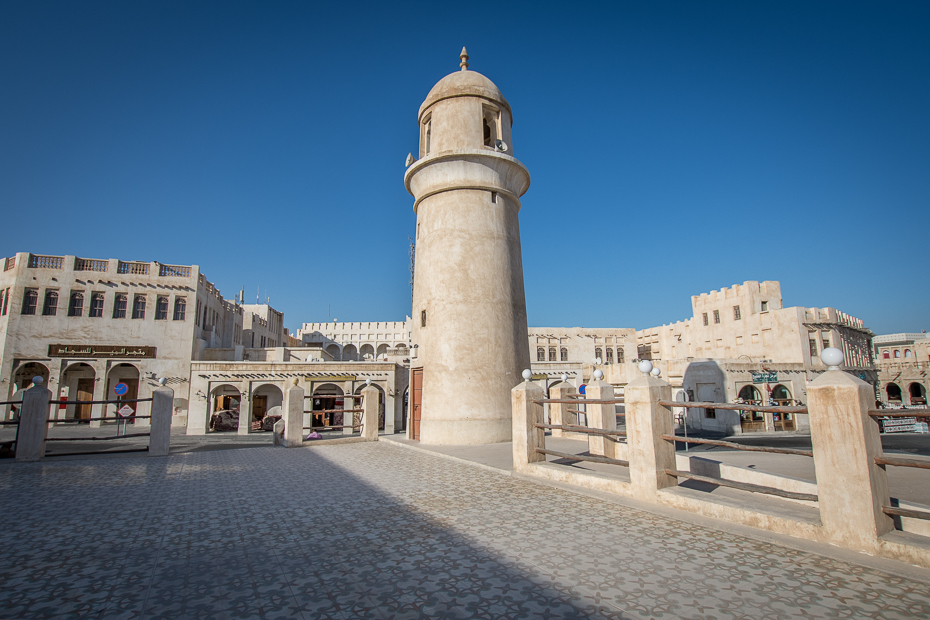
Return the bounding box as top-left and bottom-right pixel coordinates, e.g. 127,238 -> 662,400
1,443 -> 928,619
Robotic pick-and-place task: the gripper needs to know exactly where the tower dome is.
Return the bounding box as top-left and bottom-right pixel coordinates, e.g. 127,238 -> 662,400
419,69 -> 511,121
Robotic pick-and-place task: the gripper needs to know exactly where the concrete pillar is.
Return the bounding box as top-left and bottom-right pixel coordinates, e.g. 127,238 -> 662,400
763,411 -> 775,432
343,397 -> 355,435
15,380 -> 51,462
361,385 -> 379,441
585,379 -> 617,459
89,375 -> 106,429
511,379 -> 545,473
283,380 -> 304,447
238,391 -> 252,436
384,389 -> 396,434
625,374 -> 677,501
807,369 -> 893,552
549,383 -> 576,438
149,386 -> 174,456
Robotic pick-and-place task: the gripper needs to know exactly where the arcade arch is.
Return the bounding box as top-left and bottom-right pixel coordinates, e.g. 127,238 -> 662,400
737,384 -> 764,432
342,344 -> 359,361
252,383 -> 284,425
312,383 -> 345,427
13,362 -> 50,391
909,382 -> 926,405
60,362 -> 96,420
886,383 -> 903,402
355,383 -> 386,430
360,344 -> 375,361
210,383 -> 241,432
377,344 -> 389,359
325,343 -> 341,360
106,363 -> 140,415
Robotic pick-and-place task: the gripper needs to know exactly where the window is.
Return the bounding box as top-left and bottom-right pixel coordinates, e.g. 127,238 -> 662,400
606,348 -> 614,363
702,313 -> 708,326
560,347 -> 568,361
761,301 -> 769,312
22,289 -> 38,315
482,106 -> 500,148
822,337 -> 830,350
425,120 -> 431,154
905,349 -> 913,358
537,347 -> 545,362
713,310 -> 720,324
173,297 -> 186,321
42,290 -> 58,316
68,291 -> 84,317
883,351 -> 890,359
810,338 -> 818,358
131,295 -> 146,319
595,347 -> 603,361
1,287 -> 8,315
155,296 -> 168,320
90,293 -> 104,317
548,347 -> 556,361
705,408 -> 716,419
113,294 -> 127,318
420,309 -> 426,327
195,301 -> 201,325
617,348 -> 624,364
894,350 -> 900,358
733,306 -> 741,320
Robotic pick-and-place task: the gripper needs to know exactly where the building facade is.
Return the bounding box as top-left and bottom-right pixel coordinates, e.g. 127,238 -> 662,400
874,332 -> 929,406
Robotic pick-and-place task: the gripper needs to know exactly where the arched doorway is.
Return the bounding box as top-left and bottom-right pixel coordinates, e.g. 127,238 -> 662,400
909,383 -> 927,406
738,384 -> 764,432
342,344 -> 359,361
312,384 -> 344,428
60,363 -> 96,421
355,383 -> 386,430
886,383 -> 903,403
769,384 -> 796,432
251,383 -> 284,431
325,344 -> 341,361
360,344 -> 375,361
13,362 -> 50,391
376,344 -> 388,360
106,363 -> 140,417
210,384 -> 241,431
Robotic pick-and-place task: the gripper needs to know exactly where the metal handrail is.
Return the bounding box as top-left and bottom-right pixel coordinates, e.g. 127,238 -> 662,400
661,434 -> 813,457
47,433 -> 151,442
304,394 -> 364,399
535,399 -> 624,405
0,400 -> 23,406
303,408 -> 363,414
48,416 -> 152,423
658,400 -> 808,414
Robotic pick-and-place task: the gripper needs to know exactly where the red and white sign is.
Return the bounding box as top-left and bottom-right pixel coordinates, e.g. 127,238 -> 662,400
118,405 -> 134,417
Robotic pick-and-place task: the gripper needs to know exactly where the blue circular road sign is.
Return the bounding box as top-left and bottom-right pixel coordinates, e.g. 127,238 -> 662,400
114,382 -> 129,396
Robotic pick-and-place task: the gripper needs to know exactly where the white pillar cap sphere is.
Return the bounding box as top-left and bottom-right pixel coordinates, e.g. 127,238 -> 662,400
638,360 -> 653,375
522,369 -> 533,381
651,367 -> 661,377
821,347 -> 844,370
32,376 -> 44,385
366,378 -> 372,385
560,374 -> 568,382
158,378 -> 167,386
593,369 -> 604,380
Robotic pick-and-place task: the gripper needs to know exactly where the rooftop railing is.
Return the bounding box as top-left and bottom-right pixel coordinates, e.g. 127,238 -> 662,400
117,261 -> 150,275
27,254 -> 64,269
75,258 -> 109,272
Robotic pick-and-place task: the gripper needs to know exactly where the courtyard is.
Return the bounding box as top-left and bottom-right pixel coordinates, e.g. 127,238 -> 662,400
2,440 -> 929,619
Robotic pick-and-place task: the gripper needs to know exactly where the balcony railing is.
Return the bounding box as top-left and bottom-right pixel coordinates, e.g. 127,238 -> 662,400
159,264 -> 191,277
3,256 -> 14,271
75,258 -> 109,272
117,261 -> 150,275
27,254 -> 64,269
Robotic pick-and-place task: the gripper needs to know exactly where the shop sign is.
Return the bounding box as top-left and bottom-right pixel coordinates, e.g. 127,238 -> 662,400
49,344 -> 157,358
752,371 -> 778,384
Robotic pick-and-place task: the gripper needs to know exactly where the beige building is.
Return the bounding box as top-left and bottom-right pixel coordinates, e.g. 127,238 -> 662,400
405,49 -> 531,444
296,320 -> 412,363
874,332 -> 929,406
0,251 -> 292,428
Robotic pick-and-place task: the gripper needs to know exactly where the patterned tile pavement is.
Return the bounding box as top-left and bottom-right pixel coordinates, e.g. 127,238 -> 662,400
1,442 -> 929,619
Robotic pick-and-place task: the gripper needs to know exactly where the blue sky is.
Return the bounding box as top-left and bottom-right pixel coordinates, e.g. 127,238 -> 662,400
2,1 -> 927,335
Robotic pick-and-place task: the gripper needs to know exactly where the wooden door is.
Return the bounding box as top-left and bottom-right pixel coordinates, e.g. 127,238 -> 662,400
411,368 -> 423,440
76,379 -> 94,420
253,396 -> 267,419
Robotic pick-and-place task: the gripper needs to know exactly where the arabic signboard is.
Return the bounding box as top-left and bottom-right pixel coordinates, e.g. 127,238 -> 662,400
752,372 -> 778,384
48,344 -> 157,359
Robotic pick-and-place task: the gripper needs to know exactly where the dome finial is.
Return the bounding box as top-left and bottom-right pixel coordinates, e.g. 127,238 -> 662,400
460,46 -> 469,71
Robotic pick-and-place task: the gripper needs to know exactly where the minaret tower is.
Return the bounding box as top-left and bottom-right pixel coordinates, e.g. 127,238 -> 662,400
405,49 -> 531,445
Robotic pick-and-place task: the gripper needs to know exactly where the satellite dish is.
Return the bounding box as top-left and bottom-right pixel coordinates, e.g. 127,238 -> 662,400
495,139 -> 508,152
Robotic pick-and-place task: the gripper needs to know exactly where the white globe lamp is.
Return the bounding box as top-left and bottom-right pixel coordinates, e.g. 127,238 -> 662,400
638,360 -> 653,376
522,369 -> 533,381
821,348 -> 844,371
